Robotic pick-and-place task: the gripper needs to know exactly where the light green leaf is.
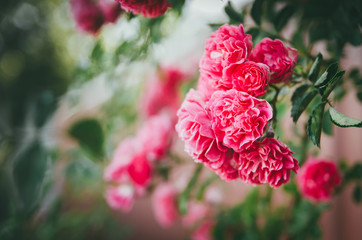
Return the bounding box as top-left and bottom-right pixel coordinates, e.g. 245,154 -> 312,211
329,107 -> 362,128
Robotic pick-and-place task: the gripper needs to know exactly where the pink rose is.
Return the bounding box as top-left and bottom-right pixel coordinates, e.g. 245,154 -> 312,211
197,73 -> 218,101
191,220 -> 214,240
249,38 -> 298,84
238,138 -> 299,188
176,89 -> 239,181
104,137 -> 152,189
118,0 -> 171,18
105,184 -> 135,212
98,0 -> 122,23
138,113 -> 173,161
71,0 -> 104,35
297,158 -> 342,201
222,61 -> 270,97
199,24 -> 253,83
152,183 -> 179,227
208,89 -> 273,152
141,67 -> 186,118
183,201 -> 210,227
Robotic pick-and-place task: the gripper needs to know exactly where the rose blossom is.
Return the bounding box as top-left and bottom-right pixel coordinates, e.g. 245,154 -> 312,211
176,89 -> 239,181
138,113 -> 173,161
249,37 -> 298,84
98,0 -> 122,23
191,220 -> 215,240
141,67 -> 186,117
297,158 -> 342,201
199,24 -> 253,83
71,0 -> 104,35
222,61 -> 270,97
105,184 -> 135,212
152,183 -> 179,227
208,89 -> 273,152
104,137 -> 152,189
237,138 -> 299,188
118,0 -> 171,18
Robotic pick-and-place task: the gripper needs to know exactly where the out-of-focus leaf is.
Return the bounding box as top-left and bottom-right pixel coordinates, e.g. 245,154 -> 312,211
68,119 -> 104,159
353,184 -> 362,203
208,23 -> 223,31
13,141 -> 47,216
167,0 -> 185,13
251,0 -> 263,25
309,23 -> 330,43
273,5 -> 296,32
329,107 -> 362,128
308,53 -> 323,82
91,40 -> 104,62
246,27 -> 260,40
322,109 -> 333,136
307,102 -> 325,147
344,163 -> 362,182
291,89 -> 318,122
224,1 -> 244,23
34,91 -> 56,128
291,84 -> 310,104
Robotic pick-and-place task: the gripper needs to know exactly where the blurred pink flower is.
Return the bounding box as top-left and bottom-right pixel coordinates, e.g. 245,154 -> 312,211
223,61 -> 270,97
297,158 -> 341,201
141,67 -> 186,118
199,24 -> 253,84
138,113 -> 173,161
70,0 -> 104,35
98,0 -> 122,23
238,138 -> 299,188
191,220 -> 214,240
105,184 -> 135,212
250,38 -> 298,84
118,0 -> 171,18
208,89 -> 273,152
152,183 -> 179,227
183,201 -> 210,227
127,153 -> 152,187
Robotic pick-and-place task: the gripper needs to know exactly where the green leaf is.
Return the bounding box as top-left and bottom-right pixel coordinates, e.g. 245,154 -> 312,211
353,185 -> 362,203
321,71 -> 345,99
91,40 -> 104,62
246,27 -> 260,40
68,118 -> 104,159
291,89 -> 318,122
308,53 -> 323,82
307,102 -> 326,147
314,63 -> 338,88
291,84 -> 310,104
344,163 -> 362,182
274,5 -> 296,32
329,107 -> 362,128
322,109 -> 333,136
224,1 -> 244,23
251,0 -> 263,25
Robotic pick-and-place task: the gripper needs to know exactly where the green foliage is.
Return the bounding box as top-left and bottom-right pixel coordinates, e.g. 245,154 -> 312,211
322,109 -> 333,136
68,119 -> 104,159
291,87 -> 318,122
273,5 -> 296,32
353,184 -> 362,203
308,53 -> 323,83
224,1 -> 244,24
251,0 -> 264,25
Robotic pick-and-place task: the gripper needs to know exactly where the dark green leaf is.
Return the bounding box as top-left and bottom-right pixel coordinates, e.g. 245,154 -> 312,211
68,118 -> 104,159
353,185 -> 362,203
344,163 -> 362,182
246,27 -> 260,40
307,102 -> 326,147
322,109 -> 333,136
274,5 -> 296,32
208,23 -> 223,31
251,0 -> 263,25
357,92 -> 362,102
291,84 -> 310,104
322,71 -> 345,99
308,53 -> 323,82
329,107 -> 362,128
167,0 -> 185,12
309,23 -> 330,43
314,63 -> 338,88
291,89 -> 318,122
224,1 -> 244,23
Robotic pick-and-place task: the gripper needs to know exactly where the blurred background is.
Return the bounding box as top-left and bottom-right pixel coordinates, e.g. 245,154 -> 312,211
0,0 -> 361,239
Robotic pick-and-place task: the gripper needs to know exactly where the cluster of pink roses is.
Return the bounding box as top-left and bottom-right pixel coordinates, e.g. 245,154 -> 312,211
71,0 -> 122,35
104,67 -> 186,212
177,24 -> 299,188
